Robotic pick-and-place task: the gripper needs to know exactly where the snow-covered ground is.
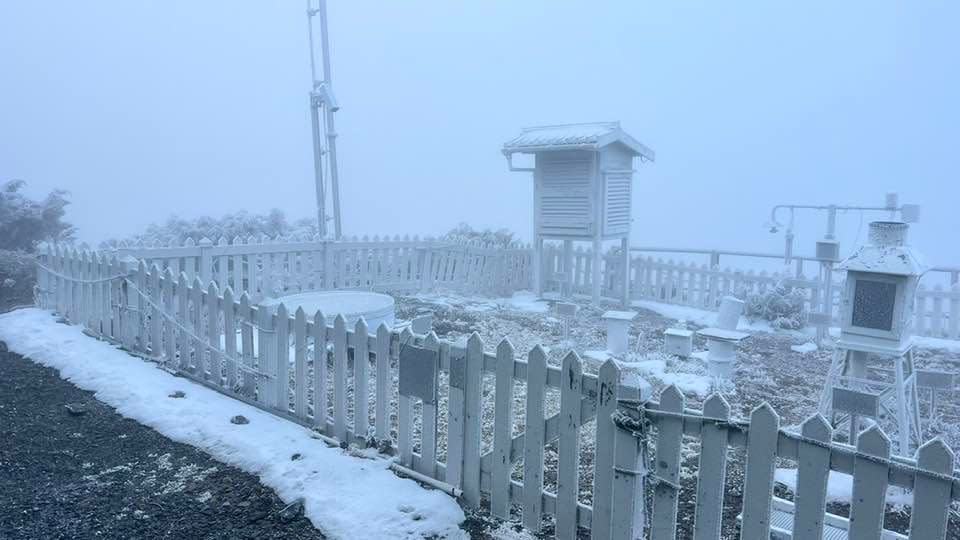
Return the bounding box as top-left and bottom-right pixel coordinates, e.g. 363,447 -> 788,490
0,309 -> 465,540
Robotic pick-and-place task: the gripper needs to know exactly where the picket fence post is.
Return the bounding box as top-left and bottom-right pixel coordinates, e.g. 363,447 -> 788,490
740,403 -> 779,540
313,311 -> 328,431
556,351 -> 583,540
374,323 -> 390,442
294,307 -> 308,419
591,359 -> 619,540
693,394 -> 730,540
462,332 -> 484,508
333,314 -> 348,441
849,426 -> 890,540
650,385 -> 684,540
490,338 -> 515,519
353,318 -> 369,442
792,414 -> 832,539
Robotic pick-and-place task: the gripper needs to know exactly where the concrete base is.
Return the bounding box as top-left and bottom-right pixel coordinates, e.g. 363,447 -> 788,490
664,328 -> 693,357
706,339 -> 737,379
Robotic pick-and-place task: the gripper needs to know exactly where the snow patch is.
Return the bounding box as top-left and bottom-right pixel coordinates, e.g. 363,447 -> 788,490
775,468 -> 913,507
790,342 -> 818,354
620,353 -> 713,397
0,309 -> 465,540
632,300 -> 771,332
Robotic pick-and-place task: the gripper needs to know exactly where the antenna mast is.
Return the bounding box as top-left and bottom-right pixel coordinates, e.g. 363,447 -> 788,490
306,0 -> 342,239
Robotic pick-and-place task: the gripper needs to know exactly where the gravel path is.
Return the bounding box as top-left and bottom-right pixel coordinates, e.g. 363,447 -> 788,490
0,346 -> 327,540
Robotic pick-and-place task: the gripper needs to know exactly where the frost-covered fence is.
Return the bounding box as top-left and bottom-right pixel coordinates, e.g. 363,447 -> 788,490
640,386 -> 959,539
115,236 -> 532,301
916,283 -> 960,340
541,245 -> 825,312
32,246 -> 960,539
542,244 -> 960,339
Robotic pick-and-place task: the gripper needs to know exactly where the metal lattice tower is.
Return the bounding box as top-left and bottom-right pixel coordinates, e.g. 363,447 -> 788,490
306,0 -> 342,239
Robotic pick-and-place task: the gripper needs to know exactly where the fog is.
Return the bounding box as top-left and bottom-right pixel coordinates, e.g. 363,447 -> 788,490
2,1 -> 958,265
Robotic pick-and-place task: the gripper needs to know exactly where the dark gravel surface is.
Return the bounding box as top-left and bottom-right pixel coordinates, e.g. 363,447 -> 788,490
0,346 -> 326,540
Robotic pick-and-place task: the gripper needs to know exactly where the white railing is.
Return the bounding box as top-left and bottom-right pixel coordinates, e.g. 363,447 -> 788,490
540,244 -> 960,339
34,246 -> 960,539
111,235 -> 533,301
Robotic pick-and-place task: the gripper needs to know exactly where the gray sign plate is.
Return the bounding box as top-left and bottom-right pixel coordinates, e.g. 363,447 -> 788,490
832,387 -> 880,418
448,346 -> 466,390
556,302 -> 578,318
916,370 -> 955,391
399,345 -> 438,405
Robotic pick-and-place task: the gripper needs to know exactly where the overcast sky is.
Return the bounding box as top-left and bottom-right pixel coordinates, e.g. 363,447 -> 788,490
2,1 -> 958,266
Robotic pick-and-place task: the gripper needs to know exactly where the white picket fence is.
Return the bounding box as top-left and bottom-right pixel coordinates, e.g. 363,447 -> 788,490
541,244 -> 960,340
113,235 -> 533,301
34,246 -> 960,539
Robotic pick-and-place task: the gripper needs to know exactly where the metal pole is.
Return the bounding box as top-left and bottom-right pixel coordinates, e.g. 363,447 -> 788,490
317,0 -> 342,239
826,205 -> 838,240
310,99 -> 327,237
306,0 -> 342,240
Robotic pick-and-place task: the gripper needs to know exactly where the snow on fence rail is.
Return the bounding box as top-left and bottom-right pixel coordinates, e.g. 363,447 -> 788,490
112,235 -> 532,301
106,236 -> 959,339
34,247 -> 960,539
540,245 -> 960,339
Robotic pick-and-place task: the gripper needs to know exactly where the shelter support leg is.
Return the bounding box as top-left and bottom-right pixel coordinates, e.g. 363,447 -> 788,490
621,237 -> 630,308
592,237 -> 602,304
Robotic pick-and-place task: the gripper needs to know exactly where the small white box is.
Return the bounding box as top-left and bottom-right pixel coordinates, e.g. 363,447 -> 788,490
664,328 -> 693,357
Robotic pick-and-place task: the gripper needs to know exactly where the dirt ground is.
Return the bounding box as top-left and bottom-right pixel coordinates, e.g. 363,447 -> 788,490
0,346 -> 327,540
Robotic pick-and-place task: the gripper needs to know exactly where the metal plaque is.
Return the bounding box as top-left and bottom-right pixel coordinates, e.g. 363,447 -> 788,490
556,302 -> 578,318
399,345 -> 438,405
916,370 -> 955,391
448,346 -> 466,390
832,387 -> 880,418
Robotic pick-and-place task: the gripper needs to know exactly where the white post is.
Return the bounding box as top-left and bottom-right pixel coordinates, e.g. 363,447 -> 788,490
533,236 -> 543,297
592,237 -> 603,304
716,296 -> 745,330
603,311 -> 637,355
621,236 -> 630,307
198,237 -> 213,284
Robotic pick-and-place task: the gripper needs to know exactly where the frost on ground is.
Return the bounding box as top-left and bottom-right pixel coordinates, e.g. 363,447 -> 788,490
397,291 -> 960,539
0,308 -> 465,540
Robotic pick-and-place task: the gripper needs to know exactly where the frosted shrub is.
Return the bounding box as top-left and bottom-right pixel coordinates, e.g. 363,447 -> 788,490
101,209 -> 318,247
0,249 -> 36,311
443,223 -> 518,248
744,280 -> 807,330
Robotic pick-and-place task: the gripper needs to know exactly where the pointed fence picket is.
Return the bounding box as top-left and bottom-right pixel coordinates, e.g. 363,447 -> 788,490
33,247 -> 960,540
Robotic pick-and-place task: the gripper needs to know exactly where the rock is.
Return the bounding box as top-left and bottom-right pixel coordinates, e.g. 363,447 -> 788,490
245,510 -> 267,524
64,403 -> 87,416
230,415 -> 249,425
168,390 -> 186,398
279,498 -> 304,522
338,440 -> 349,450
377,438 -> 393,455
290,453 -> 302,461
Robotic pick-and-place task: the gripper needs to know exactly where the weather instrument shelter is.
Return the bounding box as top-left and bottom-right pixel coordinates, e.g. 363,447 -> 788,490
502,122 -> 654,304
818,221 -> 929,454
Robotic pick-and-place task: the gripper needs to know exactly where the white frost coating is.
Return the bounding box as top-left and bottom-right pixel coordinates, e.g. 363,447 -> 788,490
413,290 -> 549,314
261,291 -> 396,330
774,468 -> 913,507
0,309 -> 465,540
632,300 -> 772,332
790,342 -> 818,354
